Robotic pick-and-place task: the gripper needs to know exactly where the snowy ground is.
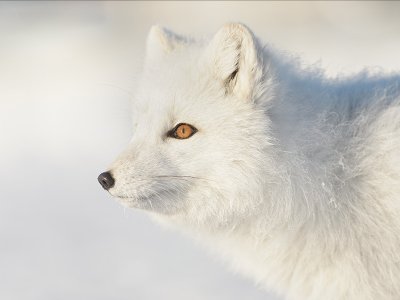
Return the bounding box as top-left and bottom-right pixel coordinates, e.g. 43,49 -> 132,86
1,2 -> 400,299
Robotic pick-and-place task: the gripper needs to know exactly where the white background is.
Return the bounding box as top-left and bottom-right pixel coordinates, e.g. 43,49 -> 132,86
1,2 -> 400,299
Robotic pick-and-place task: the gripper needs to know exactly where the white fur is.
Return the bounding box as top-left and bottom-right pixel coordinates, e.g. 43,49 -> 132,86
103,23 -> 400,299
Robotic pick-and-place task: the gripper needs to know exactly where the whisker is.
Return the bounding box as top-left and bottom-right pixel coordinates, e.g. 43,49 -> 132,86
122,175 -> 213,184
98,82 -> 134,97
153,175 -> 213,182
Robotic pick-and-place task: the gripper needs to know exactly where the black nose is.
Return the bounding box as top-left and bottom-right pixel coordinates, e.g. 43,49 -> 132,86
98,172 -> 115,190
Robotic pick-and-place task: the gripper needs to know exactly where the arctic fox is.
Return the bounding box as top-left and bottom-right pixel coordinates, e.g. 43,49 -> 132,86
98,23 -> 400,300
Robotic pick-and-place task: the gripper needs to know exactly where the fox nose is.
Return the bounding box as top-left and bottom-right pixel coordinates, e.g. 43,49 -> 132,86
98,172 -> 115,190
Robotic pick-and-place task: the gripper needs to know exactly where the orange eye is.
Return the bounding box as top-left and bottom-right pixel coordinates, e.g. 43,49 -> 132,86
169,123 -> 197,139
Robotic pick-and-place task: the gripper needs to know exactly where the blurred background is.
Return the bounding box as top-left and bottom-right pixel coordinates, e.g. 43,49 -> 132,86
1,2 -> 400,299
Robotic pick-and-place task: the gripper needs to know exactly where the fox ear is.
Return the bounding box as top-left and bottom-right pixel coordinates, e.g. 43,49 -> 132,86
207,23 -> 263,101
145,25 -> 187,63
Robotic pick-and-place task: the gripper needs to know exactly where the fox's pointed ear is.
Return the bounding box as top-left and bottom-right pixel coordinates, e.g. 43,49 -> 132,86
145,25 -> 187,64
207,23 -> 263,101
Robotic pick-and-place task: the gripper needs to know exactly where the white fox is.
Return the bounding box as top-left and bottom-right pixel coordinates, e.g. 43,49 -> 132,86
98,23 -> 400,300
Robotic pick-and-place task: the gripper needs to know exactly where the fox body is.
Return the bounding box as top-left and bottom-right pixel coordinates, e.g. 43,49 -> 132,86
99,24 -> 400,299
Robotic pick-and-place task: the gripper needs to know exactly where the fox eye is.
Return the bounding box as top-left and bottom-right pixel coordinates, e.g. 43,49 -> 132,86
168,123 -> 197,139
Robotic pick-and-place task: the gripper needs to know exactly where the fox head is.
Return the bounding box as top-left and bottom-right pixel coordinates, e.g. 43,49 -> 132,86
99,24 -> 277,228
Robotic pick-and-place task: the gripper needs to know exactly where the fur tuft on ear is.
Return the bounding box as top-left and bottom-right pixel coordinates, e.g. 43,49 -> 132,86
208,23 -> 264,101
145,25 -> 188,64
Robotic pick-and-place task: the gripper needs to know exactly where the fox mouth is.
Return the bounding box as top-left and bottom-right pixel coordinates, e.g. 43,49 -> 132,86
107,175 -> 202,202
110,188 -> 184,213
104,175 -> 201,212
111,189 -> 177,202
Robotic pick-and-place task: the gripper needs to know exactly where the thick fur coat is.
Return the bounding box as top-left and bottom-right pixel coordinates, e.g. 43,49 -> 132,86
100,24 -> 400,299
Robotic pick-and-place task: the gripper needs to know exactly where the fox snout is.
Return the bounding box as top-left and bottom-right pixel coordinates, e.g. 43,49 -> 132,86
98,171 -> 115,190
